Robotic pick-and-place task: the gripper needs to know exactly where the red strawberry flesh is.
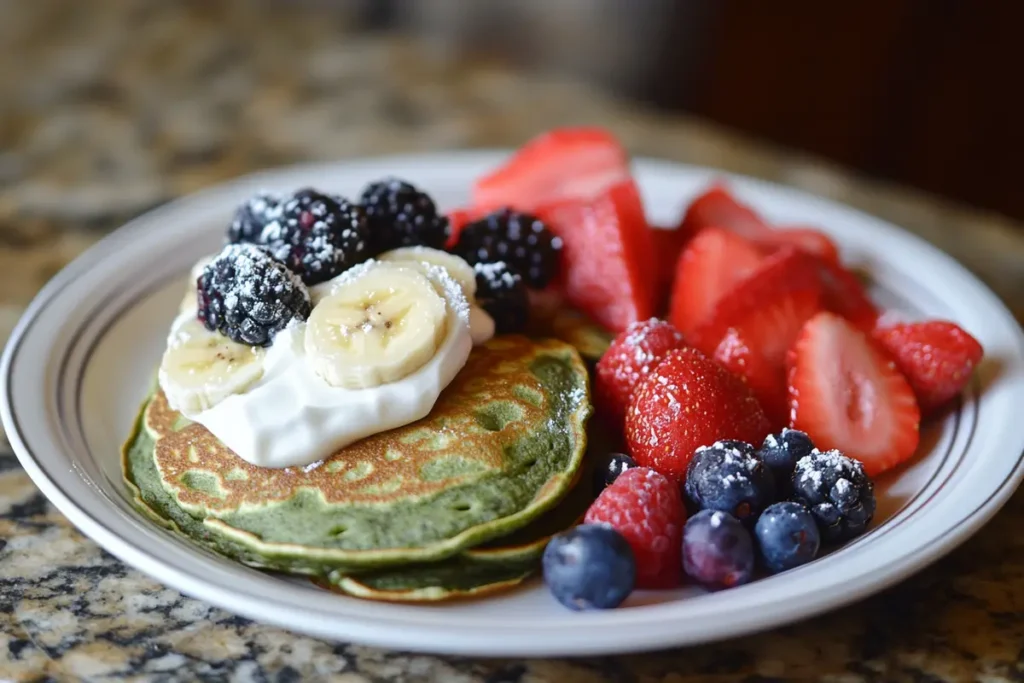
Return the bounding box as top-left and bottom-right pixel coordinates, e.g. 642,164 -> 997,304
788,312 -> 920,477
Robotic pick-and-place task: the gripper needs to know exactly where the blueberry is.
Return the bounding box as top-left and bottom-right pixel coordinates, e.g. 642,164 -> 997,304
592,452 -> 637,495
684,440 -> 775,525
792,449 -> 876,543
756,429 -> 816,497
682,510 -> 755,590
543,525 -> 636,610
754,502 -> 821,573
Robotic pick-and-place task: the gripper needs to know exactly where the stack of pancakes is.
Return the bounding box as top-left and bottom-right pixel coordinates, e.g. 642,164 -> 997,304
123,332 -> 601,601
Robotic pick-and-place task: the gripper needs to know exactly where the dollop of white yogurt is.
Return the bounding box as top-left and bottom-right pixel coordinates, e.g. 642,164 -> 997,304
167,267 -> 495,469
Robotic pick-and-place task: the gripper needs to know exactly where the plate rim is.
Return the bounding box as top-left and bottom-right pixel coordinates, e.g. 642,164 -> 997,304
4,150 -> 1024,657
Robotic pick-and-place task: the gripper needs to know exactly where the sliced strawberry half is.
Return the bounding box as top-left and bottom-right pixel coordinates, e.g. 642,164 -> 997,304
667,228 -> 764,339
873,321 -> 983,415
757,226 -> 841,264
788,311 -> 921,477
815,257 -> 879,331
473,127 -> 630,212
680,184 -> 774,241
692,248 -> 823,427
536,180 -> 656,332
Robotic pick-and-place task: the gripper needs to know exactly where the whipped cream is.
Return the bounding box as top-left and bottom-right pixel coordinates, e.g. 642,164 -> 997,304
168,266 -> 495,469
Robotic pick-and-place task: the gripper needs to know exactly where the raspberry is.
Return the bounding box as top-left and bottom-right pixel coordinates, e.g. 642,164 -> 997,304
583,467 -> 686,589
594,318 -> 686,427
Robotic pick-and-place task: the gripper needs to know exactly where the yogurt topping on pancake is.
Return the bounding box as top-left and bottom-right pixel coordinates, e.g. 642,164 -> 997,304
163,263 -> 494,469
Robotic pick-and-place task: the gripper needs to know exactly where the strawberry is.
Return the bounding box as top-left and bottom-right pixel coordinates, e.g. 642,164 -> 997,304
815,257 -> 879,331
757,226 -> 840,264
667,228 -> 763,340
690,249 -> 823,427
473,127 -> 630,212
788,312 -> 921,477
650,224 -> 694,314
680,184 -> 774,241
873,321 -> 983,415
584,467 -> 686,589
594,318 -> 687,427
626,347 -> 771,481
537,180 -> 656,332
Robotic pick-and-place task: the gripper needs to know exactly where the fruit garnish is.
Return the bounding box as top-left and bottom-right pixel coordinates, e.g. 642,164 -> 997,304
359,178 -> 450,252
197,243 -> 311,347
472,261 -> 529,334
791,449 -> 876,543
229,192 -> 280,244
542,525 -> 636,611
758,226 -> 840,264
683,440 -> 775,526
260,188 -> 373,286
594,318 -> 686,427
450,208 -> 562,289
814,257 -> 879,331
873,321 -> 983,415
680,183 -> 774,241
592,452 -> 638,496
755,428 -> 816,498
691,248 -> 823,427
626,347 -> 771,481
682,510 -> 755,590
304,262 -> 449,389
650,223 -> 695,313
444,206 -> 488,248
537,180 -> 657,332
754,502 -> 821,573
667,227 -> 764,339
473,126 -> 631,211
787,312 -> 920,476
584,467 -> 686,589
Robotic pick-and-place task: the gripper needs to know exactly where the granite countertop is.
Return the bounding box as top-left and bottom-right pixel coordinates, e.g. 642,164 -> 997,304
3,3 -> 1024,682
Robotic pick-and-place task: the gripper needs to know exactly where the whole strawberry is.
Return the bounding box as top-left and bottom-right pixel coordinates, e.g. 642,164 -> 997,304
626,347 -> 771,481
873,321 -> 983,415
584,467 -> 686,589
594,318 -> 687,427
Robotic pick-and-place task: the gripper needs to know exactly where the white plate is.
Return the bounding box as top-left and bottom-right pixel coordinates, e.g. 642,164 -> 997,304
3,152 -> 1024,657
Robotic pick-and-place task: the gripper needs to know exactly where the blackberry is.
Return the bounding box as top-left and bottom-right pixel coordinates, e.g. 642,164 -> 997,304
452,208 -> 562,288
228,192 -> 281,244
197,244 -> 311,347
754,501 -> 821,574
359,178 -> 449,252
792,449 -> 876,543
261,188 -> 370,286
592,452 -> 637,496
684,440 -> 775,525
473,261 -> 529,334
757,428 -> 816,497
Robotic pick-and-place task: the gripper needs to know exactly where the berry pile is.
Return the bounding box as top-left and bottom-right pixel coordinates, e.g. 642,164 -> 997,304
359,178 -> 450,252
543,429 -> 875,608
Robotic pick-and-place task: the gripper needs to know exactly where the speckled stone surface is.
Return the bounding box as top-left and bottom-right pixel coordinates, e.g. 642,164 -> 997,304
2,2 -> 1024,681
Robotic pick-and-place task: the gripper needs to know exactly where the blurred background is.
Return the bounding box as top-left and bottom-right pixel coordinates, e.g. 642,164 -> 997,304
0,0 -> 1021,239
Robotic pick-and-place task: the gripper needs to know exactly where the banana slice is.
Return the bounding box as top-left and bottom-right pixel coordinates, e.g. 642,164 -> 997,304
159,317 -> 266,414
305,262 -> 448,389
377,246 -> 477,300
178,254 -> 217,314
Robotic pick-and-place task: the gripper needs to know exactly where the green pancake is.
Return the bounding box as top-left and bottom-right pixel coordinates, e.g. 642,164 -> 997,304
123,336 -> 591,575
528,307 -> 614,362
